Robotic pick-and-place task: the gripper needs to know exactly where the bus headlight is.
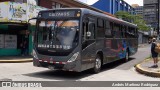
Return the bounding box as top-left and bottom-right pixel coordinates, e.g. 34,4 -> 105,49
32,49 -> 38,59
67,52 -> 79,63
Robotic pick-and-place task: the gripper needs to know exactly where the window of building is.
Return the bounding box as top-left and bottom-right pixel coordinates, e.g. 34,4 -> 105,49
120,1 -> 122,4
52,2 -> 56,8
56,3 -> 61,8
111,0 -> 114,14
52,2 -> 63,8
120,5 -> 123,10
128,6 -> 130,9
115,1 -> 119,11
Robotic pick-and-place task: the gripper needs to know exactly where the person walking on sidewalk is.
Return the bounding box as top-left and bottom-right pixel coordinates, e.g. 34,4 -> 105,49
150,38 -> 159,68
21,40 -> 28,56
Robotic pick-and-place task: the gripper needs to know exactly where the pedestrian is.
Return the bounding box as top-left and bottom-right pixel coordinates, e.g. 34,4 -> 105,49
21,40 -> 28,56
23,40 -> 28,56
150,38 -> 159,68
20,42 -> 24,56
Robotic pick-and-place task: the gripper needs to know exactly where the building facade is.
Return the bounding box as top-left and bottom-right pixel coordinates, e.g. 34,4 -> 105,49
91,0 -> 135,15
132,4 -> 143,16
37,0 -> 114,16
143,0 -> 158,31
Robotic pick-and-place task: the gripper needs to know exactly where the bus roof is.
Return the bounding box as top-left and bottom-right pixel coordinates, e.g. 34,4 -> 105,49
39,8 -> 137,28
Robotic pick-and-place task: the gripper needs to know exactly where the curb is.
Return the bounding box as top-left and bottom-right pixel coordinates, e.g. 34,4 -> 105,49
135,62 -> 160,77
0,59 -> 33,63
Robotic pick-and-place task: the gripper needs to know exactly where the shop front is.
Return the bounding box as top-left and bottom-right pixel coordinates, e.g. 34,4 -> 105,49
0,23 -> 29,56
0,1 -> 46,56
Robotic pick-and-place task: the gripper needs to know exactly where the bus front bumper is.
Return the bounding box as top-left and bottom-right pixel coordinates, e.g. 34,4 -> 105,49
33,58 -> 81,72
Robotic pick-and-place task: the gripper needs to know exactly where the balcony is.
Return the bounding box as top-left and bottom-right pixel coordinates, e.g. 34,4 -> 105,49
0,1 -> 47,23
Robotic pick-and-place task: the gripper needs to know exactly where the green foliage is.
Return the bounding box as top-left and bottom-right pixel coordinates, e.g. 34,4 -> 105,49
115,11 -> 150,31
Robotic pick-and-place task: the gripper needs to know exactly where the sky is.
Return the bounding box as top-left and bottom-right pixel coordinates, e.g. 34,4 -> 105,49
79,0 -> 143,6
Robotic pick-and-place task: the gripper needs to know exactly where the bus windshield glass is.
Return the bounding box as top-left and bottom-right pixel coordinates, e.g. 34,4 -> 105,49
37,20 -> 79,51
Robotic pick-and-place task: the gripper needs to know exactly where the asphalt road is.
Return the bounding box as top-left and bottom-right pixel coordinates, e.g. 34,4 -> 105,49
0,44 -> 160,90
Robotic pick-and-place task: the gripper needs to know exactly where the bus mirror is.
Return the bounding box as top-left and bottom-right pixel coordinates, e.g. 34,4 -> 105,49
28,17 -> 37,26
86,31 -> 91,37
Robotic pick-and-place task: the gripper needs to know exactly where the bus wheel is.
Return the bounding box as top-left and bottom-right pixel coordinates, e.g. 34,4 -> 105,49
125,50 -> 129,62
92,55 -> 102,73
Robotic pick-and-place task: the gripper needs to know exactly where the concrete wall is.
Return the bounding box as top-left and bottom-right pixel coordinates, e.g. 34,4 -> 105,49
138,32 -> 149,44
138,33 -> 143,44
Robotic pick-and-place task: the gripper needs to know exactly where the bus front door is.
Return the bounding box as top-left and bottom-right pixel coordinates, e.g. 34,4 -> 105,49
81,17 -> 96,71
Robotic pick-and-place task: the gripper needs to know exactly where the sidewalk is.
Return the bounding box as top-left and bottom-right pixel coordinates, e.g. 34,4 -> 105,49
135,59 -> 160,77
0,56 -> 33,63
138,43 -> 150,48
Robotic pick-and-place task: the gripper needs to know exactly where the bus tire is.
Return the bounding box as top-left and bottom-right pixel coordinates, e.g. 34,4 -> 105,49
92,55 -> 102,73
125,50 -> 129,62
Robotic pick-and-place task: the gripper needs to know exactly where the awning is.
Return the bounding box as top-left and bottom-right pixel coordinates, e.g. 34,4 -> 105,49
0,23 -> 28,30
0,24 -> 8,30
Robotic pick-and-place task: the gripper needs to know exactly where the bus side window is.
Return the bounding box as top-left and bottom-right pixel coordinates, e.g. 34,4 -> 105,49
97,19 -> 105,38
105,21 -> 112,38
121,26 -> 124,38
113,23 -> 121,38
136,28 -> 138,38
88,22 -> 95,39
110,22 -> 113,36
126,27 -> 130,38
120,25 -> 123,38
82,18 -> 95,41
123,26 -> 127,38
134,28 -> 138,38
130,27 -> 135,38
82,21 -> 88,42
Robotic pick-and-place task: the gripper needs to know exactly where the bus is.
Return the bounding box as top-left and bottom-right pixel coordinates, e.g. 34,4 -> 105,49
32,8 -> 138,73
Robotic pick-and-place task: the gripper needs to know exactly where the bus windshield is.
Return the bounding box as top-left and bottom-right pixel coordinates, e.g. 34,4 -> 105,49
36,19 -> 79,51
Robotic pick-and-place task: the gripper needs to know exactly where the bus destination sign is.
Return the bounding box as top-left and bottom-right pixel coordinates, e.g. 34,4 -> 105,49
40,11 -> 80,18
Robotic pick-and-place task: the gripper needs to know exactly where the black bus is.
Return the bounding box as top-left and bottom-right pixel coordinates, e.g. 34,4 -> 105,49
33,8 -> 138,73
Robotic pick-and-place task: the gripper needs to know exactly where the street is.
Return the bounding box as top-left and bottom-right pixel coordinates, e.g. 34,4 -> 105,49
0,45 -> 160,90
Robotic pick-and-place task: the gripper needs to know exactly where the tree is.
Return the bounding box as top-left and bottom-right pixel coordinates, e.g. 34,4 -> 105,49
115,11 -> 131,21
115,11 -> 150,31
